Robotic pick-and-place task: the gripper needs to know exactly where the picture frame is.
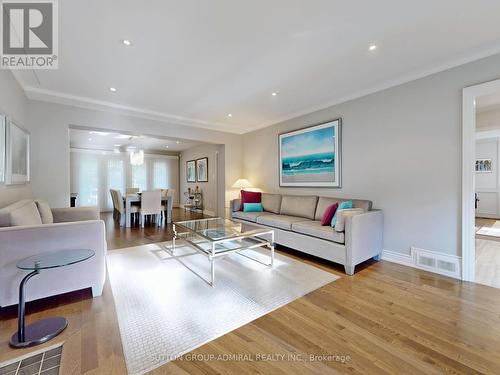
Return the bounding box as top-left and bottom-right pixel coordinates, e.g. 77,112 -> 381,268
186,160 -> 196,182
279,119 -> 341,187
0,114 -> 5,184
196,157 -> 208,182
476,158 -> 492,173
6,120 -> 30,184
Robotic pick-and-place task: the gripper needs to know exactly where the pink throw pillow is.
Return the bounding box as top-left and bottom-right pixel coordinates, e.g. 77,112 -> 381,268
239,190 -> 262,211
321,203 -> 338,226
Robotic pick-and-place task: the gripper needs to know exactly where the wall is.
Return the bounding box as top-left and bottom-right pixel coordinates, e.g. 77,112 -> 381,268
475,139 -> 500,218
243,53 -> 500,257
0,70 -> 31,207
179,143 -> 223,216
26,100 -> 242,211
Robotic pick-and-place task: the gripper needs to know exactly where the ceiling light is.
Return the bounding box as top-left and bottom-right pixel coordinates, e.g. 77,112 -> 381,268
368,44 -> 377,51
165,145 -> 169,148
122,39 -> 131,46
176,141 -> 180,144
114,144 -> 121,147
227,113 -> 233,117
272,92 -> 277,96
88,138 -> 92,141
109,87 -> 117,92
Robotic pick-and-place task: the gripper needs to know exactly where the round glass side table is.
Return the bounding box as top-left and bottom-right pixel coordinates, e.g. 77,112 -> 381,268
10,249 -> 95,348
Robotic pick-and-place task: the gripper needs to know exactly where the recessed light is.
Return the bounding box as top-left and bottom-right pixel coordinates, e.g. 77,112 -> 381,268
88,138 -> 92,141
368,44 -> 377,51
122,39 -> 132,46
165,145 -> 169,148
109,87 -> 117,92
272,92 -> 277,96
176,141 -> 180,144
227,113 -> 233,117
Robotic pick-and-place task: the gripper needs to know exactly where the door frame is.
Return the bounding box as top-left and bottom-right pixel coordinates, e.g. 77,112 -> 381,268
462,78 -> 500,281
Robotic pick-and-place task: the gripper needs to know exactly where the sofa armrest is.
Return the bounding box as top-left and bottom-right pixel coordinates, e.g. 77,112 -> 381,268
0,220 -> 107,307
51,206 -> 99,223
344,210 -> 383,272
230,199 -> 241,212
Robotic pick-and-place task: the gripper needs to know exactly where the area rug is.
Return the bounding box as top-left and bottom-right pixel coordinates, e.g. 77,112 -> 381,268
476,220 -> 500,237
106,241 -> 339,375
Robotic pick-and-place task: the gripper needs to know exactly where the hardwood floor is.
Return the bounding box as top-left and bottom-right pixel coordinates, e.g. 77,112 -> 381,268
2,209 -> 500,374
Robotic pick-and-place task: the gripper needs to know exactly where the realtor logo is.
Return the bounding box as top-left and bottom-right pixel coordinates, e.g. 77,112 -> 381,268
1,0 -> 58,69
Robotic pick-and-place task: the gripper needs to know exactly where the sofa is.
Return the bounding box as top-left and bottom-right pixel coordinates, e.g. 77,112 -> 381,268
0,199 -> 107,308
230,193 -> 383,275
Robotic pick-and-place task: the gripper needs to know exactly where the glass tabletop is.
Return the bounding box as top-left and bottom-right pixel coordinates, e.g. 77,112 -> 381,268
174,218 -> 267,241
17,249 -> 95,271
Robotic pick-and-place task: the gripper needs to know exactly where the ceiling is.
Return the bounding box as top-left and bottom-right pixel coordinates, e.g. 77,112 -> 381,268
69,128 -> 201,153
14,0 -> 500,134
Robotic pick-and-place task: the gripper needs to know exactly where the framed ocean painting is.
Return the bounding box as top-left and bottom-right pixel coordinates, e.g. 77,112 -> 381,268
279,119 -> 341,187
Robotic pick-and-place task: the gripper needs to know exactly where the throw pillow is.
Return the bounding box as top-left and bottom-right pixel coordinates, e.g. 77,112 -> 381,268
321,203 -> 338,226
35,200 -> 54,224
334,208 -> 364,232
239,190 -> 262,211
331,200 -> 353,227
243,203 -> 264,212
10,201 -> 43,226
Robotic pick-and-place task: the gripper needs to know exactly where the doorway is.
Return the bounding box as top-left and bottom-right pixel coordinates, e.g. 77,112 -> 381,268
463,78 -> 500,287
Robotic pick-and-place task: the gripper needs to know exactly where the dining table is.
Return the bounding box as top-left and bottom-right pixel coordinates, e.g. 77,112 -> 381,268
123,193 -> 173,228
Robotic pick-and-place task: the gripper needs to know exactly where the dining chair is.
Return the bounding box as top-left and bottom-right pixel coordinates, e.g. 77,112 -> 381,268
126,187 -> 140,194
114,189 -> 139,226
109,189 -> 118,219
139,190 -> 162,228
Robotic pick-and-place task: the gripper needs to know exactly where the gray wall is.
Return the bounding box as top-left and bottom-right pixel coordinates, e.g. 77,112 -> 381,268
26,100 -> 242,209
243,53 -> 500,257
0,71 -> 31,207
477,107 -> 500,130
180,143 -> 223,216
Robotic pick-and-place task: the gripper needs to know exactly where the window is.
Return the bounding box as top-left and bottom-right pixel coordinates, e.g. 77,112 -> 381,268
153,160 -> 168,189
131,163 -> 147,192
79,156 -> 99,207
107,158 -> 124,208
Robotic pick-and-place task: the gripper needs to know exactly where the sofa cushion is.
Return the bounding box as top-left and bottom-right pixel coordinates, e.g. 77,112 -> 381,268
315,196 -> 373,221
9,201 -> 43,226
280,195 -> 318,220
335,208 -> 364,232
257,214 -> 308,231
261,193 -> 282,213
292,220 -> 345,244
35,200 -> 54,224
232,211 -> 274,223
0,200 -> 38,227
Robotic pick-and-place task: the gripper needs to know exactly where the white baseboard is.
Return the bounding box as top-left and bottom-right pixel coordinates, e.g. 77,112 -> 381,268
382,248 -> 462,280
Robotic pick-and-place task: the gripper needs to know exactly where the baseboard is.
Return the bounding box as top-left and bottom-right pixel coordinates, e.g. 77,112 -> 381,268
382,248 -> 462,280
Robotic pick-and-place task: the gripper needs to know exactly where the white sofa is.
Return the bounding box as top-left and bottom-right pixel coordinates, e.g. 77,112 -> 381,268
0,199 -> 107,308
231,193 -> 383,275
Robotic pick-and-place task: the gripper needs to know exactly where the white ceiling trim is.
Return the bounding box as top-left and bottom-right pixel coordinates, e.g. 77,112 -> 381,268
250,43 -> 500,132
23,86 -> 248,134
16,42 -> 500,135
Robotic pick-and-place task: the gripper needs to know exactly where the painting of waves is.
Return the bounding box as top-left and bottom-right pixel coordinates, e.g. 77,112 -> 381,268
279,120 -> 341,187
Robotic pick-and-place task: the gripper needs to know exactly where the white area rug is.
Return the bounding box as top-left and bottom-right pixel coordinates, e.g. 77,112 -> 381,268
107,242 -> 338,375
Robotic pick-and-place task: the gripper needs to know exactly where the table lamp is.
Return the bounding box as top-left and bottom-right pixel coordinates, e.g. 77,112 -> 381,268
232,179 -> 252,190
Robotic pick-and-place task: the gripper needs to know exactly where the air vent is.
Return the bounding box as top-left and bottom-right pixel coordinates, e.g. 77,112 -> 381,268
411,247 -> 461,279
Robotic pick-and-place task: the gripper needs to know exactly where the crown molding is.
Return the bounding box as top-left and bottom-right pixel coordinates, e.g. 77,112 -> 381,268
23,86 -> 249,134
248,43 -> 500,133
14,42 -> 500,135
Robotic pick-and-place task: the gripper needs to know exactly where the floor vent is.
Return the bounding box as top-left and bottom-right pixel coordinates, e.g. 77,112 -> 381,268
0,343 -> 63,375
412,247 -> 461,279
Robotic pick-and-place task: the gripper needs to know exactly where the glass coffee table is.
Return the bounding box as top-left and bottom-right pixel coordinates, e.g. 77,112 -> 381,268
172,218 -> 275,286
10,249 -> 95,348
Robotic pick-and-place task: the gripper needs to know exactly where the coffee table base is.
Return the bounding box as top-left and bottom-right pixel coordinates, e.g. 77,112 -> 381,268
9,317 -> 67,348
